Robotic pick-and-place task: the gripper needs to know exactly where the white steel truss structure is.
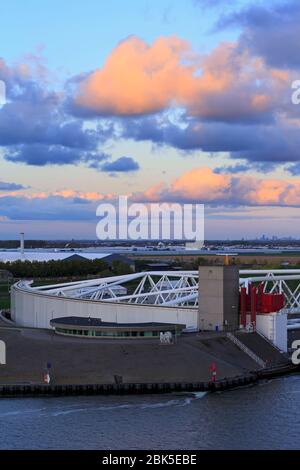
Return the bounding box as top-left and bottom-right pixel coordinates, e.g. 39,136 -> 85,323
21,269 -> 300,312
29,271 -> 199,307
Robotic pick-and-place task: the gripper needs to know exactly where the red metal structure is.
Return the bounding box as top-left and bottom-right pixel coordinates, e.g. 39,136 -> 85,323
239,283 -> 285,328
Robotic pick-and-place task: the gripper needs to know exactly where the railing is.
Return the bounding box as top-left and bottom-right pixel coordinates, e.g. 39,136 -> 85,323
227,332 -> 266,369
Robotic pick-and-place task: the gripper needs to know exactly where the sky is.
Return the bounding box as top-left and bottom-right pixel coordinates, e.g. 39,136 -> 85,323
0,0 -> 300,240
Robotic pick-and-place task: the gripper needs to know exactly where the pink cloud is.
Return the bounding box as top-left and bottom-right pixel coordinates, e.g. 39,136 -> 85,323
2,169 -> 300,209
140,167 -> 300,207
74,36 -> 197,115
0,189 -> 118,201
73,36 -> 290,121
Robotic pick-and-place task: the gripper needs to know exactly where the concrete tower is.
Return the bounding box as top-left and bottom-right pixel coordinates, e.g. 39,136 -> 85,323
198,265 -> 239,331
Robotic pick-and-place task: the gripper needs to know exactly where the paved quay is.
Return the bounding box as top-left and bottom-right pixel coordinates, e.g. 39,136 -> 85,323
0,322 -> 290,389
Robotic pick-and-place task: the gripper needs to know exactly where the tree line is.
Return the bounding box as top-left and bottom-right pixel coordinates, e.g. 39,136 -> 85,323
0,258 -> 132,279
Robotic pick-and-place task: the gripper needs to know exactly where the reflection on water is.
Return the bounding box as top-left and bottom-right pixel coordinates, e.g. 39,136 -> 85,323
0,377 -> 299,449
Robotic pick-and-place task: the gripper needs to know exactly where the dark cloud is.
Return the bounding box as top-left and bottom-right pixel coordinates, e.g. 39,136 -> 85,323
217,1 -> 300,69
3,144 -> 112,167
121,114 -> 300,167
0,195 -> 98,221
4,144 -> 87,166
0,181 -> 26,191
234,125 -> 300,164
122,115 -> 255,152
100,156 -> 140,173
0,59 -> 109,169
72,197 -> 92,204
0,81 -> 98,150
214,164 -> 251,174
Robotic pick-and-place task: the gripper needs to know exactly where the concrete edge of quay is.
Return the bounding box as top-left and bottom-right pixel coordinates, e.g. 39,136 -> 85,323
0,364 -> 298,397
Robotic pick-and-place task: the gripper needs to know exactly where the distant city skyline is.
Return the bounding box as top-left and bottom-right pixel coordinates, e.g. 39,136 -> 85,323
0,0 -> 300,239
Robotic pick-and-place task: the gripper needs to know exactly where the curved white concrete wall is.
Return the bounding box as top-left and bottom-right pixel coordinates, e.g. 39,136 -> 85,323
11,284 -> 199,330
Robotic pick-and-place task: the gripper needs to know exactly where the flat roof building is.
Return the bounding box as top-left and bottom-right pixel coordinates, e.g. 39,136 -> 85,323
50,316 -> 186,340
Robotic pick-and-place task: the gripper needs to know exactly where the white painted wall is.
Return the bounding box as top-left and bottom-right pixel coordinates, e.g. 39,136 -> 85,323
11,285 -> 199,330
256,312 -> 287,352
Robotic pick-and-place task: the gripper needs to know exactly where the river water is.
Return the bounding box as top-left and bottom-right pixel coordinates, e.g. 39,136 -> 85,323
1,375 -> 300,450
